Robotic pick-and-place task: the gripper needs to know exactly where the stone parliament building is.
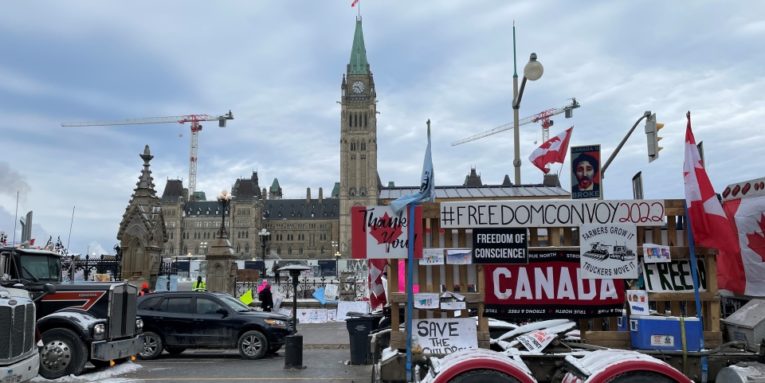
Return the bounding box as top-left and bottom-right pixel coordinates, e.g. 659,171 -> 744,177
119,16 -> 567,282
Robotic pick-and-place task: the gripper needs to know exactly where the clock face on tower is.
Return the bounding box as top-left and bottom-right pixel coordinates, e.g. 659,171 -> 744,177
352,81 -> 365,94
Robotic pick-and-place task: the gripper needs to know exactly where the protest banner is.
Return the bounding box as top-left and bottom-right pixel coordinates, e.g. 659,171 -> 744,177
440,200 -> 666,229
484,250 -> 625,319
413,318 -> 477,354
351,205 -> 423,259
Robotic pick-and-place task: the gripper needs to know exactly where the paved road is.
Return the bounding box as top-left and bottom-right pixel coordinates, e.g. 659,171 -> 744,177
34,322 -> 370,383
120,349 -> 371,383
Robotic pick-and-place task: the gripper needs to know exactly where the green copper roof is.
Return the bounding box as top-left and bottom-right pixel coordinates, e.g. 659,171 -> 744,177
348,17 -> 369,75
270,178 -> 281,191
332,182 -> 340,198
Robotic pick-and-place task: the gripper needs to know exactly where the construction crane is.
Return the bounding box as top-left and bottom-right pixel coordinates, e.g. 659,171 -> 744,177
62,111 -> 234,196
452,98 -> 580,146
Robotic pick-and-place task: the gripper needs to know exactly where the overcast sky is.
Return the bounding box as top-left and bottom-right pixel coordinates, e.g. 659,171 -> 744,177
1,1 -> 763,255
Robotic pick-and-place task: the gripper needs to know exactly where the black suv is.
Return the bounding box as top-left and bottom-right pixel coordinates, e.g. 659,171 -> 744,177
137,291 -> 294,360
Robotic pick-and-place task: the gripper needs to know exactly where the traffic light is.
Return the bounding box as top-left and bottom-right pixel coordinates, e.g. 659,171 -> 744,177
645,113 -> 664,163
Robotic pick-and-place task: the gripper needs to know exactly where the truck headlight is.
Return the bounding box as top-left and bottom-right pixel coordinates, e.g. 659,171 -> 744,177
264,319 -> 287,328
93,323 -> 106,340
136,318 -> 144,332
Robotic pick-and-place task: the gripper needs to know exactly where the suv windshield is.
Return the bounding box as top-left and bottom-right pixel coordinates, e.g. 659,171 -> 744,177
19,255 -> 61,282
218,294 -> 252,312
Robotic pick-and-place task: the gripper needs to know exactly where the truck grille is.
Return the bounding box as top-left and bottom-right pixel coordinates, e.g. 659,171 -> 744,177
108,283 -> 137,339
0,299 -> 35,361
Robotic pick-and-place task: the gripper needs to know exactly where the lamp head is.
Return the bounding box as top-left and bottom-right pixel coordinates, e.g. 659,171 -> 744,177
524,52 -> 544,81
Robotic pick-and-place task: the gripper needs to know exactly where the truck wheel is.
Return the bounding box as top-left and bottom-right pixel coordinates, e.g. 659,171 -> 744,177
140,331 -> 164,360
609,372 -> 673,383
39,328 -> 88,379
450,369 -> 520,383
166,346 -> 186,356
238,330 -> 268,360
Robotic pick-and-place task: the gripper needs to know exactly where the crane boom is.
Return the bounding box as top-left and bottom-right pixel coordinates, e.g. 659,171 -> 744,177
62,111 -> 234,196
451,98 -> 579,146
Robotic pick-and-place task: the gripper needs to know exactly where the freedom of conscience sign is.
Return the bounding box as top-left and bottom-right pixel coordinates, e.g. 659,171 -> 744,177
351,205 -> 423,259
472,228 -> 528,264
413,318 -> 477,354
484,250 -> 625,319
439,199 -> 665,229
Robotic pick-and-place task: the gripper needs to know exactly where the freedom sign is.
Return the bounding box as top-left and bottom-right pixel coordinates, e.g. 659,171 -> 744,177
351,205 -> 423,259
439,199 -> 665,229
484,250 -> 625,319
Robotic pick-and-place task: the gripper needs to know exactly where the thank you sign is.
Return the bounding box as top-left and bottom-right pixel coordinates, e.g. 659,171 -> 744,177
414,318 -> 477,354
351,205 -> 423,259
472,228 -> 528,264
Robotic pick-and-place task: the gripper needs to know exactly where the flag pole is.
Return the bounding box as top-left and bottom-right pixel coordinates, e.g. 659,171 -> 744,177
12,191 -> 19,247
405,202 -> 415,382
683,112 -> 708,383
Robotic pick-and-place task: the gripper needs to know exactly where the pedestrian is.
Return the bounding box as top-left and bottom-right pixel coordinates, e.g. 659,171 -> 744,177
138,281 -> 151,297
272,262 -> 281,284
193,276 -> 207,292
258,280 -> 273,312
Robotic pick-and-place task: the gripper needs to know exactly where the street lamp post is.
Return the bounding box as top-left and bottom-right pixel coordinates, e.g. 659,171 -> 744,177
258,228 -> 270,278
279,264 -> 310,370
512,24 -> 544,185
217,190 -> 231,238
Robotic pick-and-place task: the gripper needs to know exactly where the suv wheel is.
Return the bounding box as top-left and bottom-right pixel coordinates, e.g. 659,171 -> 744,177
238,330 -> 268,359
39,328 -> 88,379
140,331 -> 164,360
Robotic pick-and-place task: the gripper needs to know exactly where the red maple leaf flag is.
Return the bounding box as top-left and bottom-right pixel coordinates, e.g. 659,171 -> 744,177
683,112 -> 743,294
351,0 -> 359,7
529,127 -> 573,174
368,259 -> 387,310
746,214 -> 765,262
723,190 -> 765,297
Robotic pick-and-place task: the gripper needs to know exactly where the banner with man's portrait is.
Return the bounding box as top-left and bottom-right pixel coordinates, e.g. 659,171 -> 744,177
571,145 -> 601,199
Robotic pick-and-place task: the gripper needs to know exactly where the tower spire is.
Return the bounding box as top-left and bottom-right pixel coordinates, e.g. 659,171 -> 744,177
348,16 -> 369,75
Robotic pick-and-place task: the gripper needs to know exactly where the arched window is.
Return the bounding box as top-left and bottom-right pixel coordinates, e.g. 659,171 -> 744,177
361,142 -> 366,151
360,187 -> 366,196
349,187 -> 356,196
364,113 -> 368,127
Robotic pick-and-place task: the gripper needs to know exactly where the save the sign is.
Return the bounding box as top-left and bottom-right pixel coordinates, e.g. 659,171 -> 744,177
484,251 -> 624,319
414,318 -> 477,354
472,228 -> 528,264
642,260 -> 707,292
439,199 -> 665,228
350,205 -> 423,259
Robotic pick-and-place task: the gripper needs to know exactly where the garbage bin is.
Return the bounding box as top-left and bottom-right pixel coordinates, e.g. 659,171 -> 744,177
346,315 -> 376,365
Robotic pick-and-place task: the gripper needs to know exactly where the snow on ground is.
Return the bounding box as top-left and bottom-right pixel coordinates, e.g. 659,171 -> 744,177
31,362 -> 142,383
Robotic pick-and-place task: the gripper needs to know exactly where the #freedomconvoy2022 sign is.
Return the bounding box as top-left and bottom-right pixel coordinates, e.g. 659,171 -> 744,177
351,205 -> 423,259
483,250 -> 625,319
439,200 -> 665,229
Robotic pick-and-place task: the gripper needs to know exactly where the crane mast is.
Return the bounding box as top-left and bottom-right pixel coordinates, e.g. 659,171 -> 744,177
452,98 -> 579,146
62,111 -> 233,196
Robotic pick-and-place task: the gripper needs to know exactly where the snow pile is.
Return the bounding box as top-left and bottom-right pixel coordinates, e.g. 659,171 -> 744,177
31,362 -> 142,382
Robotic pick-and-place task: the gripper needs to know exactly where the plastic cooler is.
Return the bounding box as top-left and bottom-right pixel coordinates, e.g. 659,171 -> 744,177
629,316 -> 702,351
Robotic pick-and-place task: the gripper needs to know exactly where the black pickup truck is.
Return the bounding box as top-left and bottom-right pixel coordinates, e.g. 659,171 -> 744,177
0,247 -> 143,379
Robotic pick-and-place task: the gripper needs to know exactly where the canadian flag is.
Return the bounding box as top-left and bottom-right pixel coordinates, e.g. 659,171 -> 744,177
351,0 -> 359,7
529,127 -> 573,174
722,182 -> 765,296
368,259 -> 387,310
683,112 -> 743,294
